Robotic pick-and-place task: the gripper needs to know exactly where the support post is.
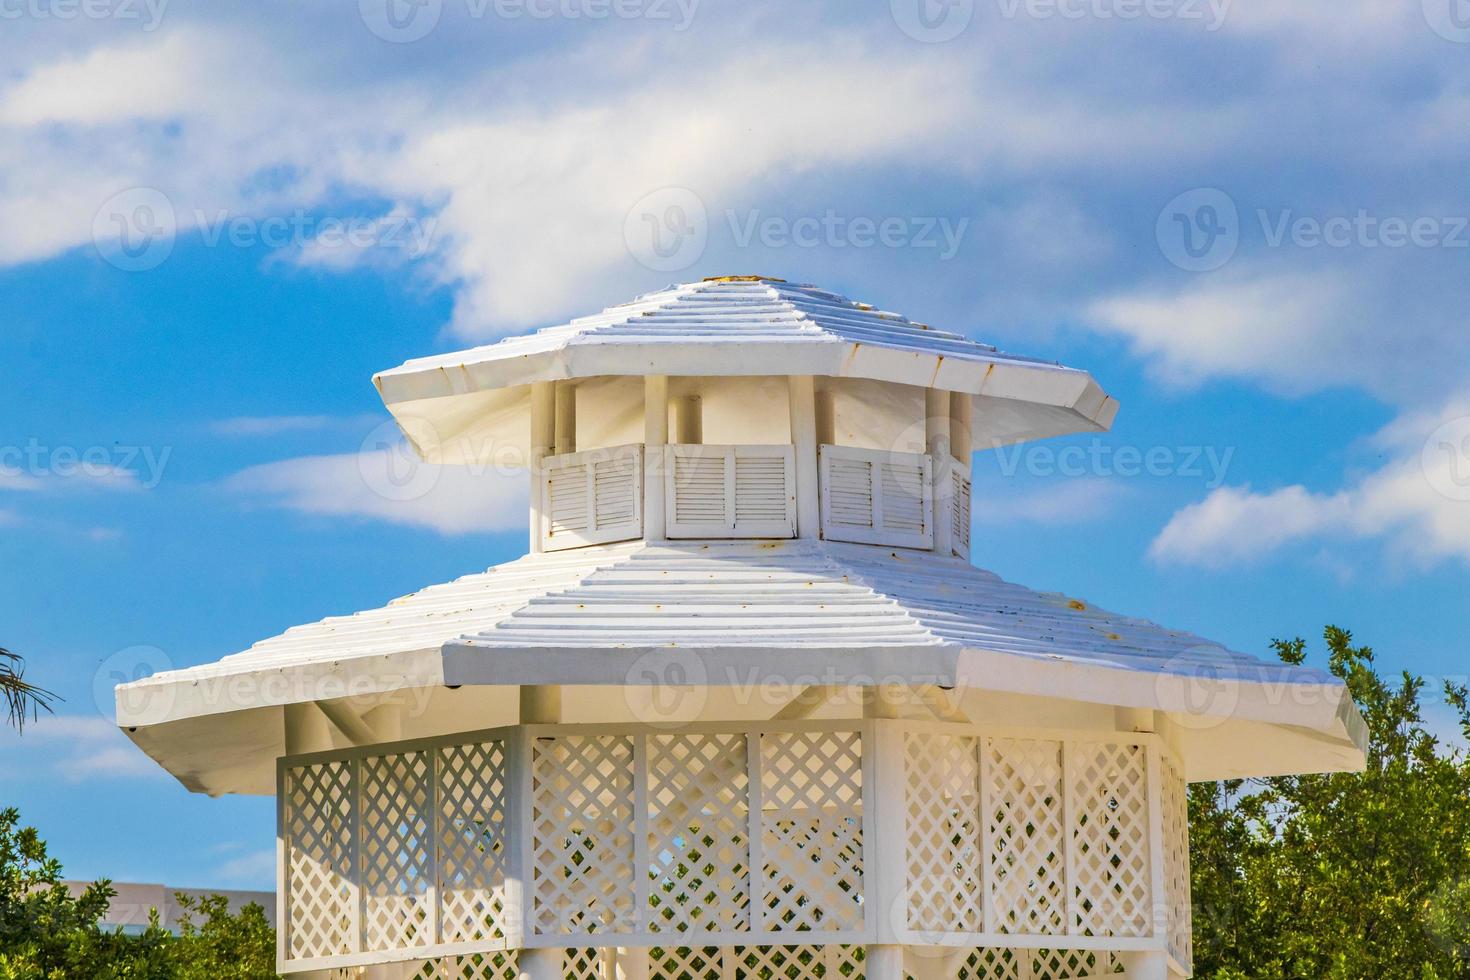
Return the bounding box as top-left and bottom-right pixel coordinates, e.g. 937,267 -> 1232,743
529,380 -> 556,553
866,946 -> 905,980
814,388 -> 836,446
644,376 -> 669,541
521,947 -> 562,980
519,685 -> 562,724
949,391 -> 972,463
926,388 -> 953,557
555,382 -> 577,455
789,375 -> 820,539
283,702 -> 332,755
613,947 -> 650,980
315,699 -> 376,746
674,395 -> 702,444
1118,951 -> 1170,980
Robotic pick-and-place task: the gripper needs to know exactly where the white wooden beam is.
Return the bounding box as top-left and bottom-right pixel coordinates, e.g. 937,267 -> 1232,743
915,683 -> 970,723
771,683 -> 839,720
521,948 -> 562,980
315,699 -> 376,747
644,375 -> 669,541
814,387 -> 836,446
789,375 -> 820,539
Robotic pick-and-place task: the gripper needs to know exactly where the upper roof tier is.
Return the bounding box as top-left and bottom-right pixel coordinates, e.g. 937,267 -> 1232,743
375,277 -> 1118,464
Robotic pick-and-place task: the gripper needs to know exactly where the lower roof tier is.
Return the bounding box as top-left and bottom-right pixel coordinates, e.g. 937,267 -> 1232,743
119,539 -> 1367,795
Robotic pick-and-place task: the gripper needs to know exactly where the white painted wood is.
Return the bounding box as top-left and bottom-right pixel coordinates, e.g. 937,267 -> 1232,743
664,444 -> 795,539
643,376 -> 669,541
819,445 -> 934,550
613,947 -> 649,980
316,700 -> 375,746
926,390 -> 953,558
284,702 -> 332,755
949,390 -> 973,462
674,395 -> 702,445
555,382 -> 577,455
519,686 -> 561,724
1118,951 -> 1171,980
950,467 -> 972,560
540,444 -> 644,551
529,381 -> 555,554
520,947 -> 561,980
789,376 -> 820,539
866,945 -> 905,980
814,388 -> 836,445
770,684 -> 839,720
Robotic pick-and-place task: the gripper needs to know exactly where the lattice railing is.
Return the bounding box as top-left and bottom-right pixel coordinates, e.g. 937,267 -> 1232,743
403,946 -> 1124,980
279,722 -> 1190,976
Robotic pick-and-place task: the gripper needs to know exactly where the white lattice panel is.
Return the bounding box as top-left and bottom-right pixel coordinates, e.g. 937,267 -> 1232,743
958,947 -> 1020,980
985,739 -> 1067,935
1029,949 -> 1117,979
759,731 -> 865,931
531,735 -> 638,935
905,732 -> 983,933
414,951 -> 521,980
650,945 -> 726,980
439,741 -> 512,944
1160,752 -> 1192,971
646,732 -> 751,933
361,750 -> 434,950
284,759 -> 357,959
1068,744 -> 1150,937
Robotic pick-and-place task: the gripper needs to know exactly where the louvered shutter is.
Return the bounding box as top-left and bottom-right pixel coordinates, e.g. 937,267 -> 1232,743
540,443 -> 643,551
665,444 -> 795,538
819,444 -> 934,549
951,466 -> 972,559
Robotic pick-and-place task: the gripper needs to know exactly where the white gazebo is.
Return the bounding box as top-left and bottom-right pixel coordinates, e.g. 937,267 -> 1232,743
119,276 -> 1366,980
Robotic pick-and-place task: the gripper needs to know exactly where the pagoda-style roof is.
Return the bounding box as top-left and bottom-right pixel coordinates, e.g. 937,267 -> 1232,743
119,540 -> 1365,794
374,277 -> 1117,463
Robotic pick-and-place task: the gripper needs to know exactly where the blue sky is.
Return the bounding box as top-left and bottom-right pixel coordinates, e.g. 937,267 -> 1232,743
3,0 -> 1470,891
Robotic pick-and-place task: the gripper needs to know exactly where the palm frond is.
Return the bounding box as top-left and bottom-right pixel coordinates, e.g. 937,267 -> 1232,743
0,647 -> 58,732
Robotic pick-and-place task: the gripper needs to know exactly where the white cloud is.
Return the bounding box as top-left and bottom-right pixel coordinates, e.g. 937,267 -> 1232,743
974,478 -> 1128,526
1087,266 -> 1354,392
0,714 -> 166,782
213,848 -> 277,887
224,445 -> 525,534
209,415 -> 343,437
1151,399 -> 1470,567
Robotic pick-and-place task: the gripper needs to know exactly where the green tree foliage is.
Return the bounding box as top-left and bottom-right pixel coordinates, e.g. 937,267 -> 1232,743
1191,626 -> 1470,979
0,808 -> 277,979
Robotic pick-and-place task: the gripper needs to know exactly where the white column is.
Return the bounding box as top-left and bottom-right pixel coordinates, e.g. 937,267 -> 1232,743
674,395 -> 702,444
1118,951 -> 1171,979
529,381 -> 556,553
283,702 -> 332,754
519,685 -> 562,724
814,388 -> 836,446
644,376 -> 669,541
866,945 -> 905,980
926,388 -> 953,557
613,947 -> 650,980
362,702 -> 403,742
948,391 -> 972,463
555,382 -> 577,455
788,375 -> 820,539
521,947 -> 563,980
